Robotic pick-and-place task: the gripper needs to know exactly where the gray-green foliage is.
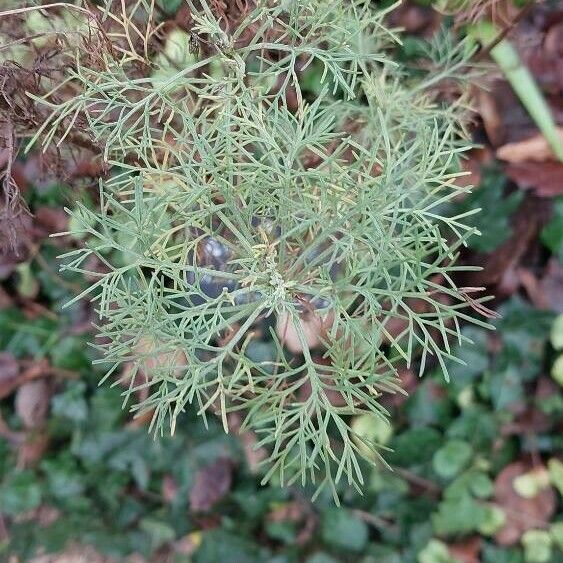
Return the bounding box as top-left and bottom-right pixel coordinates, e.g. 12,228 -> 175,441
30,0 -> 487,498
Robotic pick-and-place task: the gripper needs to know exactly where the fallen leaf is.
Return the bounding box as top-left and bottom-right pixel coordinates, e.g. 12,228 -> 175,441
227,412 -> 267,474
0,352 -> 20,399
267,500 -> 317,546
494,461 -> 556,546
477,88 -> 506,148
387,3 -> 441,35
34,207 -> 69,235
276,310 -> 333,354
120,336 -> 187,405
238,430 -> 267,474
34,505 -> 61,527
17,431 -> 50,468
518,268 -> 548,310
505,161 -> 563,197
448,535 -> 481,563
0,202 -> 33,269
162,474 -> 179,503
527,20 -> 563,95
383,367 -> 417,408
501,404 -> 550,437
497,128 -> 563,163
0,285 -> 13,309
461,195 -> 550,288
456,147 -> 494,189
15,378 -> 50,430
538,259 -> 563,313
174,531 -> 202,557
189,458 -> 233,512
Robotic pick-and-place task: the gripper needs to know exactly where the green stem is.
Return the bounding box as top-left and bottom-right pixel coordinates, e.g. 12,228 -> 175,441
470,21 -> 563,162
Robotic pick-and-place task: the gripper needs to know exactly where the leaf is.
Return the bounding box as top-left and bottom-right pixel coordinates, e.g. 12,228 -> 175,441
453,166 -> 523,253
51,381 -> 88,422
194,530 -> 261,563
446,327 -> 490,387
15,378 -> 50,429
90,387 -> 124,431
505,162 -> 563,198
406,379 -> 452,427
50,336 -> 90,371
189,458 -> 233,512
0,352 -> 19,399
15,262 -> 39,299
139,518 -> 176,550
478,504 -> 507,536
432,494 -> 488,536
320,508 -> 368,552
521,530 -> 552,563
41,456 -> 86,499
512,468 -> 550,499
541,198 -> 563,260
447,536 -> 482,563
550,522 -> 563,551
497,129 -> 563,163
276,310 -> 333,354
351,413 -> 393,459
538,258 -> 563,313
266,500 -> 316,546
482,544 -> 524,563
493,462 -> 556,546
470,473 -> 494,499
487,367 -> 525,410
387,427 -> 442,466
550,314 -> 563,350
0,471 -> 42,515
433,440 -> 472,479
418,539 -> 455,563
157,0 -> 183,15
550,355 -> 563,387
17,431 -> 50,468
547,458 -> 563,496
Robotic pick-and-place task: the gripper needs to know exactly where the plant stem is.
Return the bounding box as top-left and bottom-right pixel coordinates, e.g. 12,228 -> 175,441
470,21 -> 563,162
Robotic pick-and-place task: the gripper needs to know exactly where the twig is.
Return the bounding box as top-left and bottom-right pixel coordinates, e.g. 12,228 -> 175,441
394,467 -> 442,496
474,1 -> 535,62
351,508 -> 396,531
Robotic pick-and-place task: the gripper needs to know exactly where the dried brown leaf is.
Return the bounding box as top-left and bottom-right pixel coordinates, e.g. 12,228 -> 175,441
505,161 -> 563,197
189,458 -> 233,512
15,378 -> 50,429
17,430 -> 50,468
276,310 -> 334,354
448,536 -> 482,563
497,128 -> 563,163
0,351 -> 19,398
538,258 -> 563,313
267,500 -> 317,546
162,474 -> 179,504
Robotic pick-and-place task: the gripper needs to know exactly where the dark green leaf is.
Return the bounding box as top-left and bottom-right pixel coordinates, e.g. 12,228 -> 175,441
0,471 -> 42,515
321,508 -> 369,552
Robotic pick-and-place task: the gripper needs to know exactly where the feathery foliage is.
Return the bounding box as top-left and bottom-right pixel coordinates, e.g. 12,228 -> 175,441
27,0 -> 488,500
